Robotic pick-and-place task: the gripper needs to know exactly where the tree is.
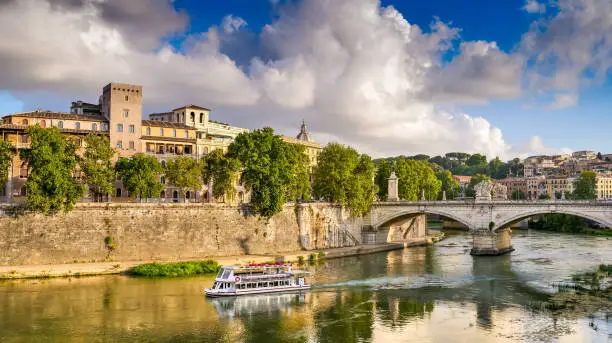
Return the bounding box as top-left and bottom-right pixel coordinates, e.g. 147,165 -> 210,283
511,190 -> 526,200
81,135 -> 116,202
202,149 -> 239,200
20,126 -> 84,213
410,154 -> 430,161
572,171 -> 597,200
374,159 -> 392,200
228,128 -> 311,217
285,143 -> 311,203
115,154 -> 164,200
597,152 -> 603,160
165,156 -> 203,200
467,154 -> 487,167
394,158 -> 441,200
487,157 -> 505,179
313,143 -> 375,216
436,170 -> 460,200
0,139 -> 15,186
465,173 -> 491,198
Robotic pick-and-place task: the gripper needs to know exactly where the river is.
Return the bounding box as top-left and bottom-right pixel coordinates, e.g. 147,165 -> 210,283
0,230 -> 610,342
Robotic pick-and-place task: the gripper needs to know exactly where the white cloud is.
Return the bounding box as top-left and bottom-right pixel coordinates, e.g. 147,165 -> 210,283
523,0 -> 546,13
1,0 -> 602,159
546,93 -> 578,110
510,136 -> 572,159
221,15 -> 247,34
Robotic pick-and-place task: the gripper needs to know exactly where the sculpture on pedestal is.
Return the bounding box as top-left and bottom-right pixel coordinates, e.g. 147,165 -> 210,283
474,181 -> 493,201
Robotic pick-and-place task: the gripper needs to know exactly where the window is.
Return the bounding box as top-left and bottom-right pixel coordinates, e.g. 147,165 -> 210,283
128,125 -> 135,133
200,113 -> 204,123
175,113 -> 179,122
184,131 -> 188,138
190,112 -> 195,122
161,176 -> 166,184
172,129 -> 176,137
92,123 -> 97,131
116,188 -> 122,197
129,141 -> 134,150
20,135 -> 29,143
75,122 -> 80,129
117,124 -> 123,132
58,121 -> 63,128
124,95 -> 129,101
123,110 -> 129,118
159,128 -> 163,136
116,141 -> 123,149
146,127 -> 151,135
40,120 -> 46,128
22,119 -> 28,125
19,165 -> 28,178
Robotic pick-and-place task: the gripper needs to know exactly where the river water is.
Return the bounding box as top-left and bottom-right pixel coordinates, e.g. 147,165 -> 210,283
0,230 -> 610,342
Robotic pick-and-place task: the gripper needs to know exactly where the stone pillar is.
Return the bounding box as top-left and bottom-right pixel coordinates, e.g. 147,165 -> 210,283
387,171 -> 399,201
421,189 -> 425,201
470,228 -> 514,256
442,190 -> 447,201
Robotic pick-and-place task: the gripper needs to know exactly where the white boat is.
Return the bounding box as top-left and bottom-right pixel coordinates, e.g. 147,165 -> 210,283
205,263 -> 311,297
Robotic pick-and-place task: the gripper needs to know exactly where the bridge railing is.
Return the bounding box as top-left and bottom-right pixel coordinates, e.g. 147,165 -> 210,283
374,199 -> 612,205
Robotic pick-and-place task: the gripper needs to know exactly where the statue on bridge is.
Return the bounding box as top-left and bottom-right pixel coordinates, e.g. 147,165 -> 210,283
474,181 -> 494,201
492,183 -> 508,200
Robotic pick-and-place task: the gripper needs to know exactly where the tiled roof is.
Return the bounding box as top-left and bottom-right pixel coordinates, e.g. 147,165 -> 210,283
172,104 -> 211,111
141,135 -> 196,144
3,111 -> 107,122
141,120 -> 195,130
0,123 -> 108,135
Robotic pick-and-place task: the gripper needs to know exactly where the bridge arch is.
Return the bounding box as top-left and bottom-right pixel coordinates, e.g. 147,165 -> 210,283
374,208 -> 474,231
494,209 -> 610,231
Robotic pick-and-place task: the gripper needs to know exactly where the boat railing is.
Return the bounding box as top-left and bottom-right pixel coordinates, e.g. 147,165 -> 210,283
242,273 -> 291,281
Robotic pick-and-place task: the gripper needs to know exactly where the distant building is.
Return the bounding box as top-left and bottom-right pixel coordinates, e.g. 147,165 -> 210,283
572,150 -> 596,160
452,175 -> 472,197
494,178 -> 527,199
281,121 -> 323,168
70,101 -> 101,115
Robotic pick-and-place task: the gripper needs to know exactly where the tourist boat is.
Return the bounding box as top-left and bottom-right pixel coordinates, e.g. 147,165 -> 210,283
205,262 -> 311,297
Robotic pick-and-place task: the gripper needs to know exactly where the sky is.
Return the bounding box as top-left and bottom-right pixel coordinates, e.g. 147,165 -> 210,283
0,0 -> 611,160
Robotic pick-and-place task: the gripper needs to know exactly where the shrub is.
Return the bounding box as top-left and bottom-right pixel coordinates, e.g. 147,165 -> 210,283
308,254 -> 316,262
317,251 -> 325,260
129,260 -> 220,277
297,256 -> 304,264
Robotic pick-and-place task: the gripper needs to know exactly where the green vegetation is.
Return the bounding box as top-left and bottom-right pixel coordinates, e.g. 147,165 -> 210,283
297,255 -> 305,264
129,260 -> 220,277
313,143 -> 376,216
20,126 -> 84,213
547,264 -> 611,313
374,159 -> 392,200
165,156 -> 202,200
394,158 -> 441,201
0,139 -> 15,186
201,149 -> 239,200
115,154 -> 164,200
228,127 -> 311,217
511,190 -> 526,200
81,135 -> 116,202
436,170 -> 460,200
571,170 -> 597,200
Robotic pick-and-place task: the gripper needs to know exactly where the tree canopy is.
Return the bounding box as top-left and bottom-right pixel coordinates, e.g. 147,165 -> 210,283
572,171 -> 597,200
115,154 -> 164,200
374,159 -> 392,200
227,127 -> 311,217
20,126 -> 84,213
0,139 -> 15,186
165,156 -> 203,200
81,134 -> 116,202
436,170 -> 460,200
313,143 -> 376,216
202,149 -> 239,200
393,158 -> 441,201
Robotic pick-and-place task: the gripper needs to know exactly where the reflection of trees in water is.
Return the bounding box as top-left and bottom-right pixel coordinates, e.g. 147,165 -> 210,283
314,291 -> 375,343
375,293 -> 434,327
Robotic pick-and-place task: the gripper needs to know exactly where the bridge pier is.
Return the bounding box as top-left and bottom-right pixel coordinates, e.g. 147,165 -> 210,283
470,228 -> 514,256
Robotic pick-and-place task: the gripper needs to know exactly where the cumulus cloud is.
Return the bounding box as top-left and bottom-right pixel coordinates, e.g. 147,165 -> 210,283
522,0 -> 612,93
510,136 -> 573,158
523,0 -> 546,13
1,0 -> 600,159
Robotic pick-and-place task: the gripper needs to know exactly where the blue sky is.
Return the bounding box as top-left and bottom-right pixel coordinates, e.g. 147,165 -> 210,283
0,0 -> 610,158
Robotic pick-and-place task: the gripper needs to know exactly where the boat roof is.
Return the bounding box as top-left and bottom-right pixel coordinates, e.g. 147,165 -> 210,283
221,263 -> 293,270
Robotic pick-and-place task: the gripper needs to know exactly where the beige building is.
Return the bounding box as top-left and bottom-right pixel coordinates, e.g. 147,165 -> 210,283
596,174 -> 612,200
100,83 -> 143,157
149,105 -> 248,156
281,121 -> 322,168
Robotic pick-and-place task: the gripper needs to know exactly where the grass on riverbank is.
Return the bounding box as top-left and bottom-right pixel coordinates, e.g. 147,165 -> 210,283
129,260 -> 220,277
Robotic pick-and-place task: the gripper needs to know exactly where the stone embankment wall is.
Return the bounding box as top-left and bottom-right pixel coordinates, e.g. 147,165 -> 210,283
0,203 -> 363,266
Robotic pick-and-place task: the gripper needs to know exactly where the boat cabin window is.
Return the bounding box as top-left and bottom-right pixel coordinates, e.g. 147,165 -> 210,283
221,269 -> 231,279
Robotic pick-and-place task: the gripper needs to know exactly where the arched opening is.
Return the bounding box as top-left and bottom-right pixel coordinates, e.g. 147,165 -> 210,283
186,191 -> 191,199
176,113 -> 180,122
494,210 -> 609,232
190,111 -> 195,122
20,187 -> 27,197
200,113 -> 204,123
172,190 -> 179,201
160,190 -> 166,198
115,188 -> 122,197
238,191 -> 244,203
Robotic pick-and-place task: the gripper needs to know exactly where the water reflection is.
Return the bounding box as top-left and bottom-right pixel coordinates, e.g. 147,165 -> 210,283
0,230 -> 610,342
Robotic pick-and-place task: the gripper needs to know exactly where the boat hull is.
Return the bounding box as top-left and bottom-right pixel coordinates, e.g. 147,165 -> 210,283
205,285 -> 311,297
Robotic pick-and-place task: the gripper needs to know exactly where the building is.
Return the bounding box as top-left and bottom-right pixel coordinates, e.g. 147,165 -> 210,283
70,101 -> 101,115
452,175 -> 472,197
281,121 -> 322,168
525,176 -> 546,200
545,175 -> 575,198
494,178 -> 527,199
596,174 -> 612,200
572,150 -> 596,161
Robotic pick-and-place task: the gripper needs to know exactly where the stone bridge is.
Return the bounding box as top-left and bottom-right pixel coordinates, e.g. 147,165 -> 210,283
362,200 -> 612,255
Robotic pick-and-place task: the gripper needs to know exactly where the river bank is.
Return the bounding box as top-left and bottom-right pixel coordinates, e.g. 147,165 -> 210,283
0,237 -> 436,280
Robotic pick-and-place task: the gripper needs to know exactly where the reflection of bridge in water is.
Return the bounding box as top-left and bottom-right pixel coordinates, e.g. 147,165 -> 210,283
362,200 -> 612,255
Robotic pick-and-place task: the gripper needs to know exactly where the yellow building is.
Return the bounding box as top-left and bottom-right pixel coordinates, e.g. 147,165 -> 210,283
596,174 -> 612,200
545,175 -> 574,198
281,121 -> 323,168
